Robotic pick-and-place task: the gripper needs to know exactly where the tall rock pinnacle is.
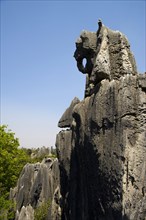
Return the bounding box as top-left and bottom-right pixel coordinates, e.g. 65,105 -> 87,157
57,21 -> 146,220
74,20 -> 137,97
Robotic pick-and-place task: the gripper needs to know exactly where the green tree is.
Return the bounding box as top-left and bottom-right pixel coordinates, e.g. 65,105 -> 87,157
0,125 -> 29,219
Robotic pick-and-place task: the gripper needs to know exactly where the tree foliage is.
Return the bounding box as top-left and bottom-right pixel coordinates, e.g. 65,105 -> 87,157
0,125 -> 29,218
0,125 -> 57,219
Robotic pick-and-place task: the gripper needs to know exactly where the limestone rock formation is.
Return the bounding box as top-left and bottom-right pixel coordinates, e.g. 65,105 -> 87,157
74,20 -> 137,97
56,20 -> 146,220
10,158 -> 61,220
16,205 -> 34,220
11,21 -> 146,220
58,97 -> 80,128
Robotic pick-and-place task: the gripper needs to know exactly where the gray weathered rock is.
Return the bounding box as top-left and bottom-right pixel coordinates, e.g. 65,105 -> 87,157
74,20 -> 137,97
58,97 -> 80,128
138,73 -> 146,91
10,158 -> 61,220
56,130 -> 72,219
56,20 -> 146,220
16,205 -> 34,220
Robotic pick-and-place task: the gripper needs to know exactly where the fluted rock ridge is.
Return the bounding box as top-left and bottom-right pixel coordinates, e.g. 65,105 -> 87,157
57,21 -> 146,220
10,158 -> 61,220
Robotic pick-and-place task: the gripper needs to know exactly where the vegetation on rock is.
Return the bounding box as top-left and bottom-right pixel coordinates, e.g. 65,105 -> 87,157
34,200 -> 51,220
0,125 -> 56,219
0,125 -> 30,219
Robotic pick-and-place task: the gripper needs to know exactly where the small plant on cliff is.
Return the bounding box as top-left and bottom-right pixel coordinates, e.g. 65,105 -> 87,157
34,200 -> 51,220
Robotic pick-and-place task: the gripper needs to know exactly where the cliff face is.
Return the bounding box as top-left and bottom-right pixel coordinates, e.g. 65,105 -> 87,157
11,21 -> 146,220
57,21 -> 146,220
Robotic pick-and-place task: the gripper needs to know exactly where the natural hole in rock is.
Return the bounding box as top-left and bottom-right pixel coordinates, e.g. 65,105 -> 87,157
82,58 -> 87,68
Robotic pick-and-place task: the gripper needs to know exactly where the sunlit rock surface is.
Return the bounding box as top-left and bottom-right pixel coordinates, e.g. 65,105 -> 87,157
57,20 -> 146,220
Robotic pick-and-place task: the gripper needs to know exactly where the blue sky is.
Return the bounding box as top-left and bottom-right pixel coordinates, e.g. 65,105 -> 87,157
1,0 -> 146,148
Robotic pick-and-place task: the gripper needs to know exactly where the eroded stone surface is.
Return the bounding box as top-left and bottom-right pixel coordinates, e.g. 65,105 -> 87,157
10,158 -> 61,220
74,20 -> 137,97
16,205 -> 34,220
65,75 -> 145,219
58,97 -> 80,128
56,21 -> 146,220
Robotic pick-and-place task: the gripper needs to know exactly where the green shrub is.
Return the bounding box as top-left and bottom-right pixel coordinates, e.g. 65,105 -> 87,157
34,200 -> 51,220
0,125 -> 56,219
0,198 -> 16,220
0,125 -> 29,219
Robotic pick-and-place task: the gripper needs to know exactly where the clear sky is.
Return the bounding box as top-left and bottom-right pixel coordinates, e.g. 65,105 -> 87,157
1,0 -> 146,148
